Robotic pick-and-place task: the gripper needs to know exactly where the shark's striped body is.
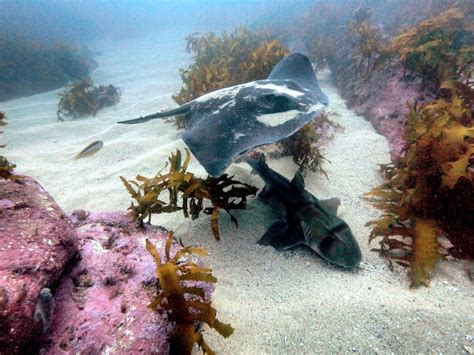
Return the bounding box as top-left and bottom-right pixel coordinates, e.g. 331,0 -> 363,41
246,155 -> 362,270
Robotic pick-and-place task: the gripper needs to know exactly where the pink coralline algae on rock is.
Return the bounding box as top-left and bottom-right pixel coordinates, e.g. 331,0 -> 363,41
40,211 -> 211,354
328,40 -> 434,161
0,176 -> 78,354
348,69 -> 429,160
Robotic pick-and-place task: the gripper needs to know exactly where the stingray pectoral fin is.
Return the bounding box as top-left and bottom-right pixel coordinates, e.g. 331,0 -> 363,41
258,221 -> 302,250
267,52 -> 328,105
117,104 -> 191,124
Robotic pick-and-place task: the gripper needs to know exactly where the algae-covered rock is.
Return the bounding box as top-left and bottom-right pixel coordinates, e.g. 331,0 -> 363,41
41,212 -> 214,354
0,176 -> 78,354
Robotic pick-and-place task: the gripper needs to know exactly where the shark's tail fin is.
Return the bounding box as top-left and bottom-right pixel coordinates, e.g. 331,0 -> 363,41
117,104 -> 191,124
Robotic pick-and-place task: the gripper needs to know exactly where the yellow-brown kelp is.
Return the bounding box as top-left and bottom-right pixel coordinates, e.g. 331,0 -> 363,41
346,7 -> 388,76
365,82 -> 474,286
57,77 -> 120,121
386,6 -> 473,88
173,27 -> 289,106
146,232 -> 233,354
310,37 -> 335,72
121,149 -> 257,240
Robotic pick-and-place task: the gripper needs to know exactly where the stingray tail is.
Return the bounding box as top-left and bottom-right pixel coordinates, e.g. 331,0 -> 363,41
117,104 -> 191,124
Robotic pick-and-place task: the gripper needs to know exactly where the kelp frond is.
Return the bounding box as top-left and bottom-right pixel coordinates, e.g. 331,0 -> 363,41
146,232 -> 233,354
172,27 -> 289,106
279,112 -> 342,177
57,77 -> 121,121
310,37 -> 335,72
365,82 -> 473,286
121,149 -> 257,240
387,5 -> 473,87
347,9 -> 391,76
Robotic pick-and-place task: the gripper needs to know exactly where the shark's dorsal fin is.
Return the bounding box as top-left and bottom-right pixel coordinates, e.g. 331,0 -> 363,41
319,198 -> 341,214
291,171 -> 305,191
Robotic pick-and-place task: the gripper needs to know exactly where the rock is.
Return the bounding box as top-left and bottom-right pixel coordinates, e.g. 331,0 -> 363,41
41,211 -> 213,354
0,176 -> 78,354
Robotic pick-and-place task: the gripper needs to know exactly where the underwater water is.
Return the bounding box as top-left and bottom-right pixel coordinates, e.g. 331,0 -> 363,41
1,1 -> 473,354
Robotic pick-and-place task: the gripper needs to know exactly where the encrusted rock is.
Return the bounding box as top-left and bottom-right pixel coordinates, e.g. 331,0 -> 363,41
329,45 -> 434,161
0,176 -> 78,353
41,212 -> 212,354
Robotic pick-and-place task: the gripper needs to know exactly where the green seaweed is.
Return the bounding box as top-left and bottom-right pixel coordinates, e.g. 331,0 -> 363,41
146,232 -> 233,354
121,149 -> 257,240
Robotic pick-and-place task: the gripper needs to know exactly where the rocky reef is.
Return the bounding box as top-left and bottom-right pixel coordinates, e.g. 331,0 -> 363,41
0,176 -> 78,353
41,211 -> 175,354
0,175 -> 217,354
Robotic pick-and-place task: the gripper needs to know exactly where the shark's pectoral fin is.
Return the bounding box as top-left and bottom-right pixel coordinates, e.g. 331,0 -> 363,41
258,185 -> 273,202
319,197 -> 341,214
258,221 -> 302,250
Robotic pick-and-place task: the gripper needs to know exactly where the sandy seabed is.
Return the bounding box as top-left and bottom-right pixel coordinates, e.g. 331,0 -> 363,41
2,28 -> 473,354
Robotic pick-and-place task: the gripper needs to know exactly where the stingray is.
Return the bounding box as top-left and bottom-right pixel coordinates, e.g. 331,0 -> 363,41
118,52 -> 328,176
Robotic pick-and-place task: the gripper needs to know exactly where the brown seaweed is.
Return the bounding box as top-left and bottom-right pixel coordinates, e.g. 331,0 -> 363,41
365,82 -> 474,286
171,27 -> 288,129
278,112 -> 341,176
121,149 -> 257,240
57,78 -> 121,121
387,6 -> 473,87
346,8 -> 394,77
146,232 -> 233,354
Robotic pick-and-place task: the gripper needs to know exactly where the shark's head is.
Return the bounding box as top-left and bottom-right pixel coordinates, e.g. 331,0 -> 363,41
299,205 -> 362,270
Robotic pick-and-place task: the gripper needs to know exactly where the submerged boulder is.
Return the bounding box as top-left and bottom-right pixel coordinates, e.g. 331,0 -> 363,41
0,176 -> 78,353
1,179 -> 215,353
41,211 -> 205,354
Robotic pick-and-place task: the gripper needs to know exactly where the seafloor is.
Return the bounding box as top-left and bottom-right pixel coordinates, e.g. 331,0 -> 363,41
2,27 -> 473,353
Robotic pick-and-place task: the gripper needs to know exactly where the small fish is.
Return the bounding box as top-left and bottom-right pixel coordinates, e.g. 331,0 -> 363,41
75,140 -> 103,159
245,154 -> 362,269
34,288 -> 55,334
